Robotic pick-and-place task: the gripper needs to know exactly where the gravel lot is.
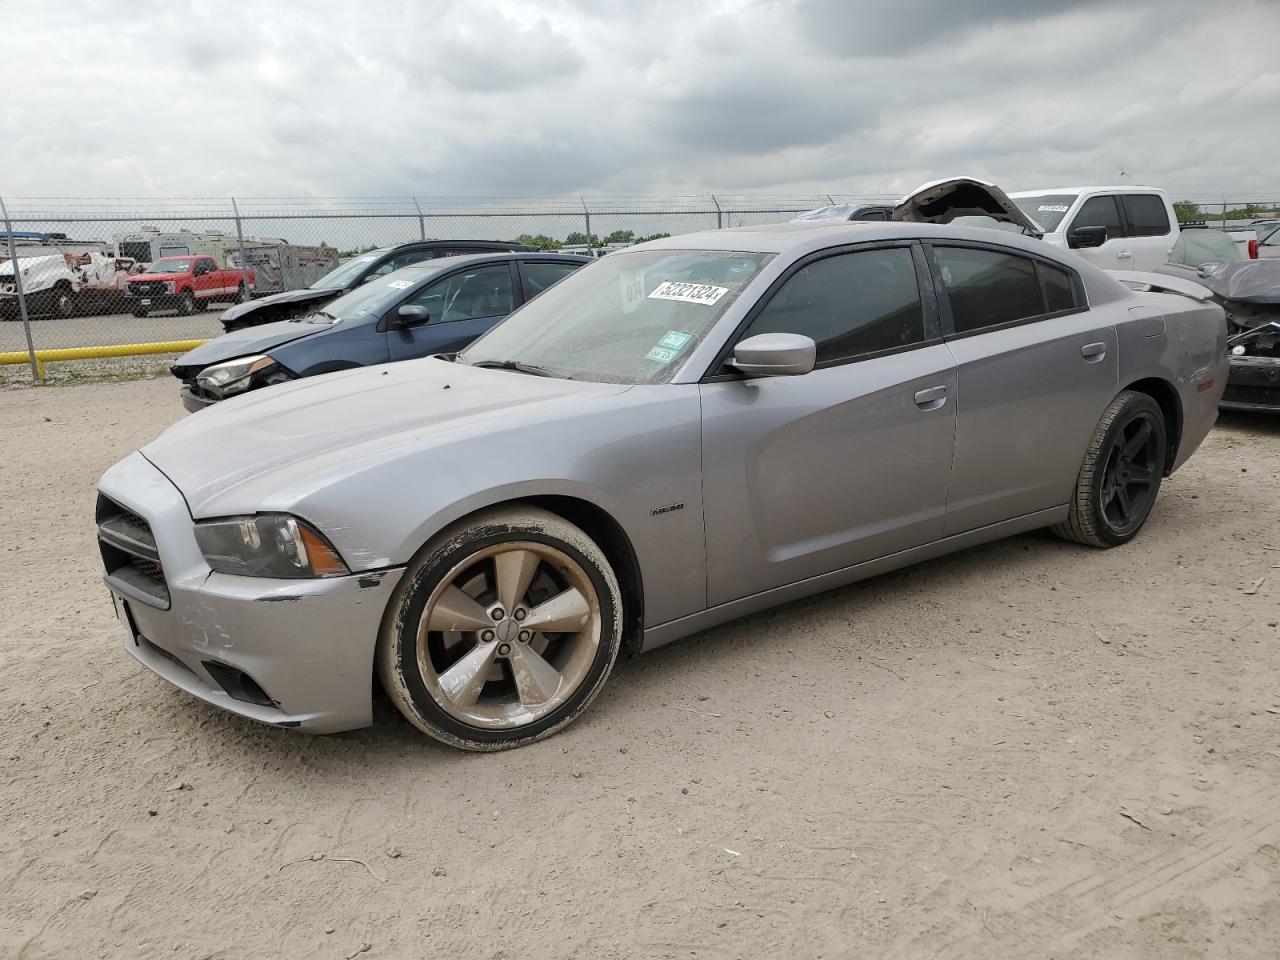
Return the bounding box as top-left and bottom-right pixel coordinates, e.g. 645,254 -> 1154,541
3,378 -> 1279,960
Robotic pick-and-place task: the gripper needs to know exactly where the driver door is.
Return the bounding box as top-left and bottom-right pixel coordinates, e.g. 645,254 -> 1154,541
386,262 -> 518,360
699,243 -> 957,606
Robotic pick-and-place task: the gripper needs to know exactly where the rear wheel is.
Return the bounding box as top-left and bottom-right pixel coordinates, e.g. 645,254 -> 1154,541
377,506 -> 623,751
1053,390 -> 1166,548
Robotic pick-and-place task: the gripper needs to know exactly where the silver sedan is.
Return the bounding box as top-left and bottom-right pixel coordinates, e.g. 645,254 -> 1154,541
97,222 -> 1227,750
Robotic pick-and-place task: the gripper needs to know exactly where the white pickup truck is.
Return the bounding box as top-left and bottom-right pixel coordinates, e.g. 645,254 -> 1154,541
1007,186 -> 1180,272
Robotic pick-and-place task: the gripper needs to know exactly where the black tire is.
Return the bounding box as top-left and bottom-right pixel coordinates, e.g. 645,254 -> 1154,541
132,306 -> 148,318
53,282 -> 77,318
178,291 -> 197,316
377,506 -> 623,751
235,282 -> 249,303
1053,390 -> 1167,548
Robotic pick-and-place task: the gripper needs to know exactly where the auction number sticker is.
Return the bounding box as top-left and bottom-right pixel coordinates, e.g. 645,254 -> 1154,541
648,281 -> 728,305
387,279 -> 413,289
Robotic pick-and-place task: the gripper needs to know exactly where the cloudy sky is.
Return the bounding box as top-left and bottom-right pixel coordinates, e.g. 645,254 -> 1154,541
3,0 -> 1279,202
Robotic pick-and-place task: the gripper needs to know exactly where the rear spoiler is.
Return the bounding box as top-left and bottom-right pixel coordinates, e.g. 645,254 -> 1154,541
1108,270 -> 1214,302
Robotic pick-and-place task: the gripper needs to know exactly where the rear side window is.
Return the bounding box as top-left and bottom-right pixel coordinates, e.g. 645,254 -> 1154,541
741,247 -> 926,365
1071,195 -> 1125,237
933,246 -> 1046,334
1038,260 -> 1079,313
1122,195 -> 1170,237
520,260 -> 580,298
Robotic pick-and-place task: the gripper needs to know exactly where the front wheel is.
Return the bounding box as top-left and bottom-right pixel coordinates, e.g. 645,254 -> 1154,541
1053,390 -> 1167,548
178,291 -> 197,316
377,506 -> 623,751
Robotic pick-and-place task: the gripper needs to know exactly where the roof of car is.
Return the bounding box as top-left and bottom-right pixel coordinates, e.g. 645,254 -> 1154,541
1008,186 -> 1163,196
377,250 -> 587,281
390,239 -> 537,252
634,220 -> 1057,256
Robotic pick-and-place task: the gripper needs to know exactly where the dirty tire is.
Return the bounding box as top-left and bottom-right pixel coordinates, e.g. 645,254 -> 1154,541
54,283 -> 77,318
377,506 -> 623,751
178,291 -> 197,316
1053,390 -> 1167,548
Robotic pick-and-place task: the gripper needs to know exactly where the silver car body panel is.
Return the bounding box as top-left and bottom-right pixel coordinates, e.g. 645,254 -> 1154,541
103,221 -> 1227,731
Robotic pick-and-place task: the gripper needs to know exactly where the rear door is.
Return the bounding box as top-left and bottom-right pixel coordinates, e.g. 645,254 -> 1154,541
699,242 -> 957,605
1065,194 -> 1128,268
385,262 -> 518,361
924,242 -> 1118,535
1119,194 -> 1176,270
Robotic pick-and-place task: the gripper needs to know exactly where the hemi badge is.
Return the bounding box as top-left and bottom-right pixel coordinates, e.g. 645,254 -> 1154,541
1196,379 -> 1215,393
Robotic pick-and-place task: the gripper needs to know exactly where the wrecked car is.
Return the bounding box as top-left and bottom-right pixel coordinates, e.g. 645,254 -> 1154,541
97,220 -> 1225,750
1156,229 -> 1280,412
790,202 -> 895,223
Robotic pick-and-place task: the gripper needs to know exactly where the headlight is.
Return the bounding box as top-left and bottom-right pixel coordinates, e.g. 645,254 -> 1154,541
195,514 -> 349,578
164,280 -> 176,293
195,354 -> 291,399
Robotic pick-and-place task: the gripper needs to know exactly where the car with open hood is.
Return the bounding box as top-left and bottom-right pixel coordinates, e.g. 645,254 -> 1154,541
98,219 -> 1226,750
170,252 -> 586,411
216,239 -> 540,331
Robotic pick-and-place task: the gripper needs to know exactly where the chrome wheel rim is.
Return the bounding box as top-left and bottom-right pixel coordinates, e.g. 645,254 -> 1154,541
416,541 -> 601,729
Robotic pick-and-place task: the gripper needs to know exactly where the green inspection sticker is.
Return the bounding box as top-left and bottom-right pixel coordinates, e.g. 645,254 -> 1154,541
646,346 -> 677,363
658,330 -> 692,350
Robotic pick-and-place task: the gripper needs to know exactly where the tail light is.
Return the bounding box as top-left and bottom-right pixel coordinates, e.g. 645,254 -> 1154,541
1247,239 -> 1259,259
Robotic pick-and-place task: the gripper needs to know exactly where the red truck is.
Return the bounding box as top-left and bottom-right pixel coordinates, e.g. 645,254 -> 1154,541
125,255 -> 255,317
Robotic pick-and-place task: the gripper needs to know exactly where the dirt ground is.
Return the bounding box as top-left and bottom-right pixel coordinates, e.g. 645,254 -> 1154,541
2,377 -> 1279,960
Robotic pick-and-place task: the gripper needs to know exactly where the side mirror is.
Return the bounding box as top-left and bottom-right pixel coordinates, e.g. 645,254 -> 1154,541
1068,225 -> 1108,249
392,304 -> 430,327
728,333 -> 816,378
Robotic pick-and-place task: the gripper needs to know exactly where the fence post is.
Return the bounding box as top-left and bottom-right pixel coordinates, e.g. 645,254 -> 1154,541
580,197 -> 592,255
412,197 -> 426,240
0,194 -> 42,382
711,194 -> 723,229
229,197 -> 253,300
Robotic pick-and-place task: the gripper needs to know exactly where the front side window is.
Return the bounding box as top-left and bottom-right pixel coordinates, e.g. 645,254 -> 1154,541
739,247 -> 926,365
1071,195 -> 1124,238
933,246 -> 1047,334
1122,195 -> 1171,237
409,264 -> 513,322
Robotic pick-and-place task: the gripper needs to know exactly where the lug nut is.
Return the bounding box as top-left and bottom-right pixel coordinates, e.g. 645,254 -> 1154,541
513,608 -> 526,622
518,630 -> 531,643
497,642 -> 512,656
481,629 -> 495,642
491,607 -> 505,621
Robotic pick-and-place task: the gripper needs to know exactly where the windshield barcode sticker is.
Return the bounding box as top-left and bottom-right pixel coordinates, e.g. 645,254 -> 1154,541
648,281 -> 728,305
1038,204 -> 1069,213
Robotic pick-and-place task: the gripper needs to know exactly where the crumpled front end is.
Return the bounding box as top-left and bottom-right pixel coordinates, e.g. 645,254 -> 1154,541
1223,302 -> 1280,411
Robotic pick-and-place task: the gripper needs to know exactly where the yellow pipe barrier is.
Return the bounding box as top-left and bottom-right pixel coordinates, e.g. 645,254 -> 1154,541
0,339 -> 209,380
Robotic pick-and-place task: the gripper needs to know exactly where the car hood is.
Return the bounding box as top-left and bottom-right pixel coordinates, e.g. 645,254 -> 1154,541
220,285 -> 339,321
894,177 -> 1043,235
174,319 -> 328,372
131,271 -> 185,282
142,359 -> 631,517
0,254 -> 65,276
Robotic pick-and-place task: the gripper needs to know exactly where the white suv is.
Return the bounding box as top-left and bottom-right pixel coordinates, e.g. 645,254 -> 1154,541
1009,187 -> 1179,272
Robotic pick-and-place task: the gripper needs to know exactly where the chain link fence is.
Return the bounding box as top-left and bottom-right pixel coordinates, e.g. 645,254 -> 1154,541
2,192 -> 1277,385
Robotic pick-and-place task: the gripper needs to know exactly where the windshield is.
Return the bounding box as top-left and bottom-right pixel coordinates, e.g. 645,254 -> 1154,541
1012,194 -> 1078,232
309,251 -> 386,289
1262,225 -> 1280,247
459,249 -> 773,384
1169,230 -> 1241,267
295,267 -> 424,324
146,258 -> 193,274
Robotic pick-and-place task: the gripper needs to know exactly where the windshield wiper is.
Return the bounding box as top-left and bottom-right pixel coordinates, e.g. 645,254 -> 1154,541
467,359 -> 560,378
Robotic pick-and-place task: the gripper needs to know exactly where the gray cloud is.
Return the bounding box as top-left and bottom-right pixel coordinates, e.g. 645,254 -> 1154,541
1,0 -> 1277,203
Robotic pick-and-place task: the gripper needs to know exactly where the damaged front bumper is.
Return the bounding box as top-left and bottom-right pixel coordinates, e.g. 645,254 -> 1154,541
1222,354 -> 1280,412
98,452 -> 404,733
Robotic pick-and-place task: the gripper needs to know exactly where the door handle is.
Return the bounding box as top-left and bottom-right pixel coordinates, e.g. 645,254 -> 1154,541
1081,341 -> 1107,361
913,385 -> 947,410
1116,250 -> 1133,259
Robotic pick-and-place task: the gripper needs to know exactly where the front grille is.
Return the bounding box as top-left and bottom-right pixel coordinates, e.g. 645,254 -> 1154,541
127,282 -> 163,296
1222,384 -> 1280,407
97,494 -> 170,608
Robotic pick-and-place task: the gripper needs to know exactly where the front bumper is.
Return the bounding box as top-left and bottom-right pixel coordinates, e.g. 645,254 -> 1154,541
179,382 -> 219,412
1221,355 -> 1280,412
98,452 -> 404,733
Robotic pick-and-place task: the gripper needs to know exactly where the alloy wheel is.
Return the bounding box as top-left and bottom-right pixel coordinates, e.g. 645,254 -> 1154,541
415,541 -> 602,729
1099,411 -> 1160,534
